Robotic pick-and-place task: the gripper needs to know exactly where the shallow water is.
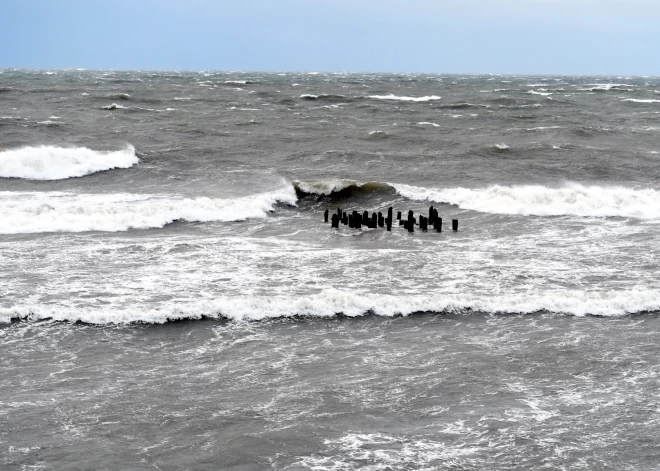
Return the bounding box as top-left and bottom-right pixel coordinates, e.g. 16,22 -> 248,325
2,314 -> 660,470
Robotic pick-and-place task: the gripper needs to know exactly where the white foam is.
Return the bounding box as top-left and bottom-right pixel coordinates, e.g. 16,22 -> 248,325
578,84 -> 634,92
622,98 -> 660,103
494,143 -> 510,150
102,103 -> 126,110
368,94 -> 441,102
417,122 -> 440,127
2,287 -> 658,324
392,182 -> 660,219
0,186 -> 297,234
528,90 -> 553,96
0,145 -> 138,180
225,80 -> 247,84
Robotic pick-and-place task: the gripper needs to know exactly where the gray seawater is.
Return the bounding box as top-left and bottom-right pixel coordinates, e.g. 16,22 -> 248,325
1,70 -> 660,469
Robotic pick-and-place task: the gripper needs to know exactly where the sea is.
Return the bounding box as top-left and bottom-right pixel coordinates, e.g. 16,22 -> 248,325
1,70 -> 660,470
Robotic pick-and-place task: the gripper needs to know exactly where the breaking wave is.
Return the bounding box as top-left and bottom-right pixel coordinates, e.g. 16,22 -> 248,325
293,179 -> 393,198
367,94 -> 441,102
3,288 -> 659,324
0,145 -> 138,180
0,186 -> 297,234
300,93 -> 347,102
622,98 -> 660,104
393,183 -> 660,219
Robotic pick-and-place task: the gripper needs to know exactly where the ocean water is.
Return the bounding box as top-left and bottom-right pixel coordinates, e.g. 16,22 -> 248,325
1,70 -> 660,469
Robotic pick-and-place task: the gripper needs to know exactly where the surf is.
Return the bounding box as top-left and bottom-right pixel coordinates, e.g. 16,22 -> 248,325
0,144 -> 139,180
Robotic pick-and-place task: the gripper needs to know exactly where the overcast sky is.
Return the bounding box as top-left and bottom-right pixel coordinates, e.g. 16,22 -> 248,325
1,0 -> 658,75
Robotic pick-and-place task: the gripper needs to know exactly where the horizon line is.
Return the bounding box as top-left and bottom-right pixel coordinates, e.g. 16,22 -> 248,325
2,67 -> 659,78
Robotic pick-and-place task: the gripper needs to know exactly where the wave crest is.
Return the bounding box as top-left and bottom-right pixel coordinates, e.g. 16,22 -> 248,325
393,183 -> 660,219
0,145 -> 138,180
3,288 -> 659,324
293,179 -> 393,198
0,186 -> 297,234
367,94 -> 441,102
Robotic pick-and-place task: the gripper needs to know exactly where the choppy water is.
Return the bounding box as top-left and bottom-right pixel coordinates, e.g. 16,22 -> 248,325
1,70 -> 660,469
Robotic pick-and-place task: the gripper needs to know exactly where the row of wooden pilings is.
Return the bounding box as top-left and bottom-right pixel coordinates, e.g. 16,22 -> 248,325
324,206 -> 458,232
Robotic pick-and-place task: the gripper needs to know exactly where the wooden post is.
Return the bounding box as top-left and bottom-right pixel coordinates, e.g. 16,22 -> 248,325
331,214 -> 339,228
397,211 -> 401,221
324,209 -> 329,222
386,217 -> 392,231
452,219 -> 458,231
378,212 -> 384,227
435,217 -> 442,232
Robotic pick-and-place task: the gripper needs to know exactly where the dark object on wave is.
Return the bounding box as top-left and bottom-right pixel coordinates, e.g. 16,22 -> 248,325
452,219 -> 458,231
331,214 -> 339,228
378,212 -> 384,227
363,211 -> 369,224
428,206 -> 435,224
386,217 -> 392,231
371,213 -> 377,229
420,216 -> 427,232
355,212 -> 362,229
435,217 -> 442,232
324,209 -> 329,223
397,211 -> 401,221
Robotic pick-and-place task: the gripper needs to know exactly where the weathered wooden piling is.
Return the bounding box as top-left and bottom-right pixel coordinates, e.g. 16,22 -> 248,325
324,209 -> 329,222
407,219 -> 414,232
355,214 -> 362,229
435,217 -> 442,232
331,214 -> 339,228
421,216 -> 428,232
397,211 -> 402,221
452,219 -> 458,231
378,212 -> 384,227
399,220 -> 404,226
428,206 -> 434,224
386,217 -> 392,231
388,207 -> 393,220
371,213 -> 377,229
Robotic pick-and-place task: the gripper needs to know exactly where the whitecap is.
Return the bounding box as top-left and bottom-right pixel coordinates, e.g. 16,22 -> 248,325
368,94 -> 441,102
393,182 -> 660,219
0,145 -> 138,180
0,185 -> 297,234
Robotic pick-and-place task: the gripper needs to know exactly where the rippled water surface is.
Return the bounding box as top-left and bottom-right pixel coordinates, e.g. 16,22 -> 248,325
1,70 -> 660,469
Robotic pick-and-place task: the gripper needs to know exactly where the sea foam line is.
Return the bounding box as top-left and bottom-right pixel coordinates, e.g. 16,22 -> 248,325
2,288 -> 659,324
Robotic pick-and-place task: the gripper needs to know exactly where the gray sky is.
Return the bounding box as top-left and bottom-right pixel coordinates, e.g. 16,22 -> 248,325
1,0 -> 658,75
